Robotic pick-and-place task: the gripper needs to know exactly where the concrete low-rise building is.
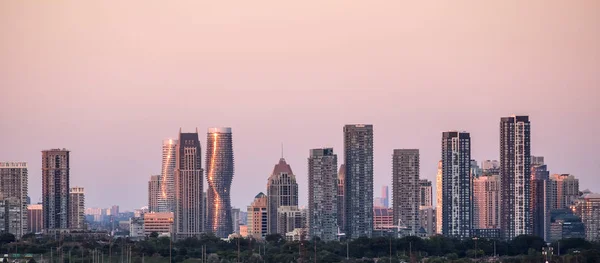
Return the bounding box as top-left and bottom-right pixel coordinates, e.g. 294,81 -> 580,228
143,212 -> 173,236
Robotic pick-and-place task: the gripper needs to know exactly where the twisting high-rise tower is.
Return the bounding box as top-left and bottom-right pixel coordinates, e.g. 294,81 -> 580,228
174,130 -> 203,239
159,139 -> 177,212
206,127 -> 234,238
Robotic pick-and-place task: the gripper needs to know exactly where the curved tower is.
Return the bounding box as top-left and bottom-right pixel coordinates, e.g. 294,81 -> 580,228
206,127 -> 234,238
159,139 -> 177,212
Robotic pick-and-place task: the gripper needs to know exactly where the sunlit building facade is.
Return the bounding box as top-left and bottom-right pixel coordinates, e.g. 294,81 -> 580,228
27,204 -> 43,233
206,127 -> 234,238
247,192 -> 268,239
435,161 -> 442,234
174,131 -> 203,239
473,175 -> 500,229
572,193 -> 600,241
158,139 -> 177,213
69,187 -> 86,230
337,164 -> 345,232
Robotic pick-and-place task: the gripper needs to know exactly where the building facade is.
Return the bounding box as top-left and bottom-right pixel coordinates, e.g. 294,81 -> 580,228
550,174 -> 579,210
473,175 -> 500,229
419,179 -> 433,207
392,149 -> 420,236
572,193 -> 600,241
158,139 -> 177,213
500,115 -> 531,240
206,127 -> 234,238
148,175 -> 161,213
381,186 -> 389,208
277,206 -> 306,234
419,206 -> 436,236
144,212 -> 174,236
343,124 -> 374,238
69,187 -> 85,230
530,158 -> 551,240
0,162 -> 28,238
247,192 -> 268,239
308,148 -> 338,241
267,158 -> 298,235
373,207 -> 394,231
441,131 -> 472,238
174,131 -> 204,239
27,204 -> 43,233
337,164 -> 345,232
42,149 -> 70,232
435,161 -> 443,234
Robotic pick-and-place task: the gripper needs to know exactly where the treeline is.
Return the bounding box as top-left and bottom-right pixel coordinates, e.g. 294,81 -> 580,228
1,232 -> 600,262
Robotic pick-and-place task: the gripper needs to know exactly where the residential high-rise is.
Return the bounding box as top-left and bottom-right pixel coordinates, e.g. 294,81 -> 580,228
473,175 -> 500,229
343,124 -> 374,238
231,208 -> 241,234
42,149 -> 70,232
381,186 -> 389,208
158,139 -> 177,213
247,192 -> 268,239
392,149 -> 420,236
441,131 -> 472,238
308,148 -> 338,241
69,187 -> 85,229
267,158 -> 298,234
174,130 -> 204,239
206,127 -> 234,238
0,162 -> 28,238
277,206 -> 307,234
419,206 -> 436,237
572,193 -> 600,241
148,175 -> 161,213
435,161 -> 443,234
530,158 -> 551,240
500,115 -> 531,240
550,174 -> 579,210
337,164 -> 345,232
27,204 -> 43,233
419,179 -> 433,207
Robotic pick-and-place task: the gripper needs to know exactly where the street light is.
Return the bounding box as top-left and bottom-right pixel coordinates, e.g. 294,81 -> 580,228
542,243 -> 553,263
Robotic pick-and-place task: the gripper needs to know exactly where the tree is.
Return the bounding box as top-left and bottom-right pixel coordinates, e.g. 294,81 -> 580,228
0,233 -> 15,244
149,232 -> 159,238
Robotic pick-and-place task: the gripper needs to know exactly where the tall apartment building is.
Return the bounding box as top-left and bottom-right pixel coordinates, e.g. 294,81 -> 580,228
343,124 -> 374,238
337,164 -> 345,232
158,139 -> 177,213
572,193 -> 600,241
500,115 -> 531,240
27,204 -> 43,233
247,192 -> 268,239
0,162 -> 28,238
231,208 -> 241,234
441,132 -> 472,238
435,161 -> 443,234
69,187 -> 85,229
206,127 -> 234,238
267,158 -> 298,234
419,179 -> 433,207
308,148 -> 338,241
530,157 -> 551,240
277,206 -> 306,234
419,206 -> 436,237
174,131 -> 204,239
473,175 -> 500,229
550,174 -> 579,210
392,149 -> 420,236
42,149 -> 70,232
148,175 -> 161,213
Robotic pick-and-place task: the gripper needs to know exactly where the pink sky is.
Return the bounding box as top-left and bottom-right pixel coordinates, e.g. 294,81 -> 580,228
1,1 -> 599,210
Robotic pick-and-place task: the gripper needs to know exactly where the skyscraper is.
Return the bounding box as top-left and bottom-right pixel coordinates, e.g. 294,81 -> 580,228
500,115 -> 531,240
42,149 -> 70,232
308,148 -> 338,241
343,124 -> 374,238
473,175 -> 500,229
148,175 -> 161,213
381,186 -> 389,208
435,160 -> 443,235
419,179 -> 433,207
337,164 -> 345,232
69,187 -> 85,229
174,130 -> 204,239
550,174 -> 580,210
441,131 -> 472,238
206,127 -> 234,238
27,204 -> 43,234
530,158 -> 550,240
0,162 -> 28,238
247,192 -> 268,239
392,149 -> 420,236
267,158 -> 298,234
572,193 -> 600,242
159,139 -> 177,213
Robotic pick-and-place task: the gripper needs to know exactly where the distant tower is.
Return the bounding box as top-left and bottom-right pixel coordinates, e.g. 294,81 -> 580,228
392,149 -> 421,236
174,130 -> 204,239
69,187 -> 86,229
337,164 -> 345,232
500,115 -> 531,240
27,204 -> 43,234
206,127 -> 234,238
42,149 -> 70,232
435,161 -> 443,234
148,175 -> 161,213
381,186 -> 389,208
419,179 -> 433,207
530,157 -> 550,240
267,158 -> 298,234
158,139 -> 177,212
0,162 -> 28,238
343,124 -> 374,238
247,192 -> 268,239
473,175 -> 500,229
308,148 -> 338,241
441,132 -> 472,238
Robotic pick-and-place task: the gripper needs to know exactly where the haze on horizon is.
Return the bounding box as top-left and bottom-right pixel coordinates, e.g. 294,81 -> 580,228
1,1 -> 598,210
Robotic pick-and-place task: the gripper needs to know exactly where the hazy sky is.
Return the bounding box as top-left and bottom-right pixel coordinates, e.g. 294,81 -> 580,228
1,1 -> 598,210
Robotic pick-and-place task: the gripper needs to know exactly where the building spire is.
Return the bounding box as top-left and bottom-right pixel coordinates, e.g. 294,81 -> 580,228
281,143 -> 284,158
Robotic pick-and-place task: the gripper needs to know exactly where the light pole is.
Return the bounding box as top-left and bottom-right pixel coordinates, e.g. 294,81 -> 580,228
472,237 -> 479,261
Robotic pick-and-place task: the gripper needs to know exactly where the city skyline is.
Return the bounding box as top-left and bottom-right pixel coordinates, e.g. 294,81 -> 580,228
1,1 -> 598,211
